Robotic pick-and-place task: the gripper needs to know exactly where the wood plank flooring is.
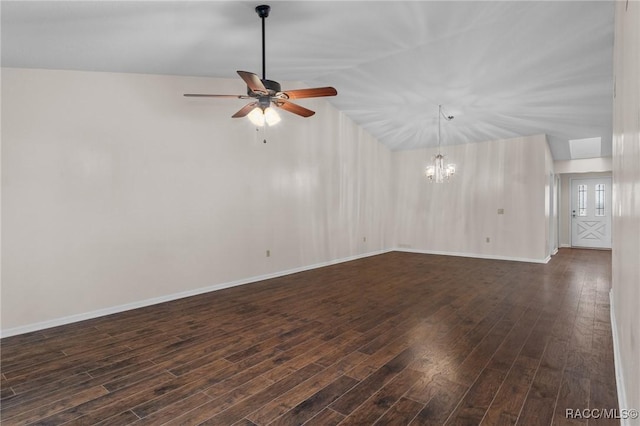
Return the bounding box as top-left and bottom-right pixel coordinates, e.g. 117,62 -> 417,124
0,249 -> 618,425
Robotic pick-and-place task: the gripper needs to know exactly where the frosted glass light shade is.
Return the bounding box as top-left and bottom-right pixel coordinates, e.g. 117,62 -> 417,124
248,107 -> 265,126
264,107 -> 281,126
247,106 -> 281,127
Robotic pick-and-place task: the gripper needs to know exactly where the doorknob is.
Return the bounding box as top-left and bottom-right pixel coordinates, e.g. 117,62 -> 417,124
572,210 -> 576,218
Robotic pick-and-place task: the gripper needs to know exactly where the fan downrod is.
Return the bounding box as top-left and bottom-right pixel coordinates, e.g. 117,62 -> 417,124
255,5 -> 271,81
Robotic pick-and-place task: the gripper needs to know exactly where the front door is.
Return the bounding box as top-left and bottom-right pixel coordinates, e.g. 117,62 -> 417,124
571,177 -> 612,249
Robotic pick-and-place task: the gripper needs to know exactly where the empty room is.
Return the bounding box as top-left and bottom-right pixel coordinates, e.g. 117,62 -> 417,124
1,1 -> 638,425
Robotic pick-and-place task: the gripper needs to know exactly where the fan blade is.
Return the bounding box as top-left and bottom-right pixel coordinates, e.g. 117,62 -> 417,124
232,102 -> 258,118
237,71 -> 268,95
276,100 -> 315,117
281,87 -> 337,100
184,94 -> 249,99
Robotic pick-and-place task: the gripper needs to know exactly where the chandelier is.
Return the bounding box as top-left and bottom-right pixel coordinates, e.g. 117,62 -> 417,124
425,104 -> 456,183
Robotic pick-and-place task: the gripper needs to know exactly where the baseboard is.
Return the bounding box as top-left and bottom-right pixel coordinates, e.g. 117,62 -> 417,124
560,243 -> 572,248
393,247 -> 551,264
609,289 -> 630,425
0,248 -> 393,338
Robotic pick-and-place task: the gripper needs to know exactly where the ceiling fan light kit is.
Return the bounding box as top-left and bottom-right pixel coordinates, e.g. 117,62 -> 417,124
248,106 -> 280,126
184,4 -> 337,127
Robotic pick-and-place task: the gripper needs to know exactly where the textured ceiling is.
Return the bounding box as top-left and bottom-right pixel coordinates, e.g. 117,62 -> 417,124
1,1 -> 615,160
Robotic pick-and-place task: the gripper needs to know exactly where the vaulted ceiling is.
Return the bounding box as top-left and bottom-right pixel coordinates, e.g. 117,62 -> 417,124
1,1 -> 615,160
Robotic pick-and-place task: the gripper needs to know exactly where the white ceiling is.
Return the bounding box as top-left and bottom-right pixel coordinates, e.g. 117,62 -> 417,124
1,1 -> 615,160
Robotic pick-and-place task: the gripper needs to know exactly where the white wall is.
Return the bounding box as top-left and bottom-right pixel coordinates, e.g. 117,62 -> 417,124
611,0 -> 640,419
554,157 -> 613,174
0,68 -> 562,336
1,68 -> 392,334
392,134 -> 552,263
544,139 -> 555,257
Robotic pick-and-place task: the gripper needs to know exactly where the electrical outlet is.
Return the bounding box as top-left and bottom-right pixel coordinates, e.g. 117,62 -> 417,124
497,208 -> 505,215
486,237 -> 490,243
363,237 -> 367,242
266,250 -> 271,257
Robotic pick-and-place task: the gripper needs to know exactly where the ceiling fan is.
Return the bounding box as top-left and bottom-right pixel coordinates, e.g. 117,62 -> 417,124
184,4 -> 337,126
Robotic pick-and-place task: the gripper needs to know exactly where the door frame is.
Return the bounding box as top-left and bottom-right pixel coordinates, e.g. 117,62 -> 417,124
569,175 -> 612,249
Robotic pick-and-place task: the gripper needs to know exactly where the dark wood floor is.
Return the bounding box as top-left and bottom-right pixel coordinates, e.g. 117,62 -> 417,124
1,249 -> 618,425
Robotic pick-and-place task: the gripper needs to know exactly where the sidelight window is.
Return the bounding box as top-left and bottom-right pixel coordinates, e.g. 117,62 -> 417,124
578,184 -> 587,216
595,184 -> 605,216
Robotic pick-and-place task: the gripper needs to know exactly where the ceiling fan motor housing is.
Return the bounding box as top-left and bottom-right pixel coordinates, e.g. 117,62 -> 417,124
257,96 -> 271,109
247,79 -> 281,96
